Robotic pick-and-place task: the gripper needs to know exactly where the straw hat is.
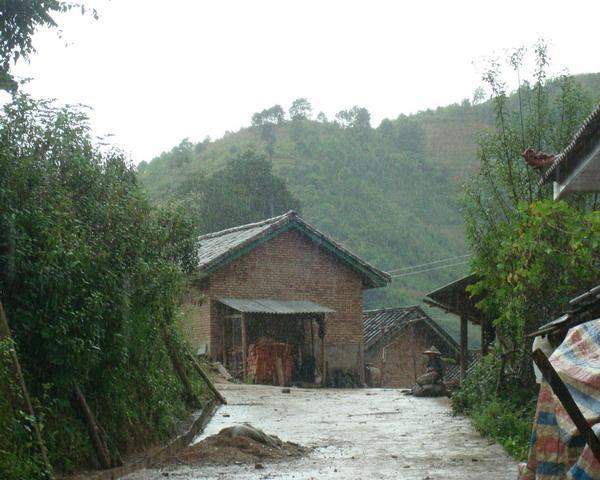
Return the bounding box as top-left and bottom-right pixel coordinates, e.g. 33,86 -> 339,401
423,346 -> 441,356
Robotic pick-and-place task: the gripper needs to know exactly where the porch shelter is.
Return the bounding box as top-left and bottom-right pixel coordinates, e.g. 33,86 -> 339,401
541,103 -> 600,199
424,274 -> 493,384
217,297 -> 333,384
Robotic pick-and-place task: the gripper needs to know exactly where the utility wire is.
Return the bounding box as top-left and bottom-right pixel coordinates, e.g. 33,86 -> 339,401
387,254 -> 472,274
390,260 -> 471,278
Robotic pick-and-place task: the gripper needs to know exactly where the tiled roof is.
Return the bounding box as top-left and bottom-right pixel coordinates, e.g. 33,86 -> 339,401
197,211 -> 391,289
541,103 -> 600,184
362,306 -> 458,353
424,273 -> 486,325
198,214 -> 285,269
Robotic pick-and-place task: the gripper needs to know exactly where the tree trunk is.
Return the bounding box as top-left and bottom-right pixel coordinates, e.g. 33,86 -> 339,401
72,383 -> 114,469
0,302 -> 52,474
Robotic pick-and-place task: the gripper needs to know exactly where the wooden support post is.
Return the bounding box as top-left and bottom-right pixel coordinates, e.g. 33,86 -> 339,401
533,349 -> 600,464
185,350 -> 227,405
310,319 -> 315,357
320,317 -> 327,385
0,302 -> 52,474
221,317 -> 226,368
460,316 -> 468,384
241,314 -> 248,380
410,321 -> 417,383
481,317 -> 488,356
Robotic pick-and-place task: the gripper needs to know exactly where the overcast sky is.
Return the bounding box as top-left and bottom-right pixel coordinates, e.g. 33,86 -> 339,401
9,0 -> 600,164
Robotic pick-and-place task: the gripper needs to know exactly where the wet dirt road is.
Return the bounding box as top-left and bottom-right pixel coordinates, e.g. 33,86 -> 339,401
124,383 -> 517,479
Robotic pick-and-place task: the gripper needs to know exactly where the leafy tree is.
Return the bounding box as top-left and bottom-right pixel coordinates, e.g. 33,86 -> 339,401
251,105 -> 285,159
189,150 -> 300,233
169,138 -> 194,167
472,86 -> 486,105
462,40 -> 593,253
251,104 -> 285,126
335,106 -> 371,130
0,1 -> 96,91
289,98 -> 312,120
455,43 -> 599,456
469,201 -> 600,344
0,95 -> 201,474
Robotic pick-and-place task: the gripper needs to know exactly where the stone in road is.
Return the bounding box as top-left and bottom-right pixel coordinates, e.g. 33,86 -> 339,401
124,383 -> 517,479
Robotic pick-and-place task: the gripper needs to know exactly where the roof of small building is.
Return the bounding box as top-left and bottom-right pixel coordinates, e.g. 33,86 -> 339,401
528,283 -> 600,337
423,273 -> 486,325
218,297 -> 335,315
197,211 -> 391,289
362,305 -> 459,354
541,103 -> 600,187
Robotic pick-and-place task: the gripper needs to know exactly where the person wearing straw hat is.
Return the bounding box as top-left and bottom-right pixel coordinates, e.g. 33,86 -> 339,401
417,346 -> 444,386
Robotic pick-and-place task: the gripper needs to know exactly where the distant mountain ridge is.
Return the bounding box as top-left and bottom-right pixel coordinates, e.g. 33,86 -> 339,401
138,73 -> 600,343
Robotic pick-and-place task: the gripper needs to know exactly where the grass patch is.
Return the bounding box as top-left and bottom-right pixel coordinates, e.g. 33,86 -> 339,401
451,351 -> 536,460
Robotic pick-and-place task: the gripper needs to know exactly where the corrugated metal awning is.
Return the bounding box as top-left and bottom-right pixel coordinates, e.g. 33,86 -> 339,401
218,297 -> 335,314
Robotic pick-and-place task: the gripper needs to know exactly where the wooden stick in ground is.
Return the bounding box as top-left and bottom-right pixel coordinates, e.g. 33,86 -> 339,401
185,349 -> 227,404
0,302 -> 52,473
72,383 -> 112,469
162,327 -> 201,407
533,349 -> 600,464
275,356 -> 284,386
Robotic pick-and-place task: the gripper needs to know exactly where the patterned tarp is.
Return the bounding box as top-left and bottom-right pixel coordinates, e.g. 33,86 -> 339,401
519,319 -> 600,480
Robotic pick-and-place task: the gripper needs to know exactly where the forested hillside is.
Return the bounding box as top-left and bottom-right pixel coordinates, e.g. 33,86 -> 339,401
138,73 -> 600,339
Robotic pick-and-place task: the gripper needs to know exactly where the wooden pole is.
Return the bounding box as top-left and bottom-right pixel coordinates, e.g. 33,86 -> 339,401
275,357 -> 284,386
481,317 -> 488,355
0,302 -> 52,473
310,318 -> 315,357
460,316 -> 468,384
411,322 -> 417,384
320,317 -> 326,385
72,383 -> 113,469
221,317 -> 226,368
185,350 -> 227,405
162,326 -> 200,407
241,314 -> 247,380
533,349 -> 600,464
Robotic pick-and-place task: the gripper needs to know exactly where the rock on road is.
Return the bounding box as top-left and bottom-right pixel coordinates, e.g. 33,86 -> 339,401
124,383 -> 517,479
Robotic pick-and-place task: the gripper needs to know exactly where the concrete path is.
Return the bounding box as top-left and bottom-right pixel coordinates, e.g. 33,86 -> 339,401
124,383 -> 517,479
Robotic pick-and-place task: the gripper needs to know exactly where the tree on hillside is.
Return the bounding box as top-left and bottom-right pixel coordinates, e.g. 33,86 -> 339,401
251,105 -> 285,159
251,105 -> 285,126
335,106 -> 371,130
0,1 -> 96,91
289,98 -> 312,120
180,150 -> 300,233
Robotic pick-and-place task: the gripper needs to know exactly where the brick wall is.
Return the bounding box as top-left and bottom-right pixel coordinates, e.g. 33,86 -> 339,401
187,228 -> 366,377
364,323 -> 454,388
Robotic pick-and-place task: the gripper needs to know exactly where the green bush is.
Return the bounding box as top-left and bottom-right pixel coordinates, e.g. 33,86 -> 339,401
0,95 -> 205,475
451,352 -> 536,460
471,398 -> 534,459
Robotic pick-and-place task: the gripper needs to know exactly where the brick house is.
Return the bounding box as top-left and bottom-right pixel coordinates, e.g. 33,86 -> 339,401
363,306 -> 458,387
181,211 -> 391,385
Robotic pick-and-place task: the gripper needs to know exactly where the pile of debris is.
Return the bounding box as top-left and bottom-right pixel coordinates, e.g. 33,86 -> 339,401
166,424 -> 308,466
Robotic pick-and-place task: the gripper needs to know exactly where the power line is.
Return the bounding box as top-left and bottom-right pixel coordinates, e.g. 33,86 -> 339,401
390,260 -> 471,278
387,254 -> 472,274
